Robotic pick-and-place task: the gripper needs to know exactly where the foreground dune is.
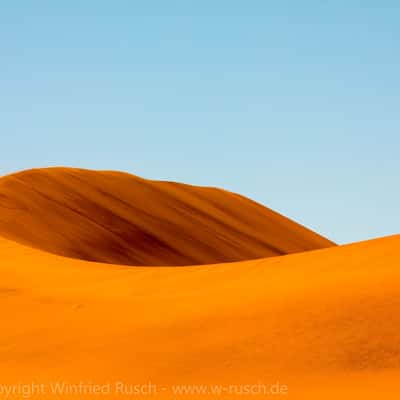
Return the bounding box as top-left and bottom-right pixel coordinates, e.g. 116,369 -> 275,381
0,167 -> 334,266
1,235 -> 400,398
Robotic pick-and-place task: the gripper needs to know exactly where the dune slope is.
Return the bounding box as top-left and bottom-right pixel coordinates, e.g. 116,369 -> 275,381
0,235 -> 400,398
0,167 -> 334,266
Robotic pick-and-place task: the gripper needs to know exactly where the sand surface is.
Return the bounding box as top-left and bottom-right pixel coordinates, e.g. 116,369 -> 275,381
1,234 -> 400,398
0,168 -> 334,266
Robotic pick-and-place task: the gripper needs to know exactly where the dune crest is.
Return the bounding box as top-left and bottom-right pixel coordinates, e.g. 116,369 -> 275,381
0,167 -> 334,266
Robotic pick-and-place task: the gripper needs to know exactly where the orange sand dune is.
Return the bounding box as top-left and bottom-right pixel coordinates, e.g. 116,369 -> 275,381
0,167 -> 334,266
1,235 -> 400,398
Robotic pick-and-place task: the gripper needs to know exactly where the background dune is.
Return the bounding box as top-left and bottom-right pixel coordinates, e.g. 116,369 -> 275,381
1,235 -> 400,398
0,167 -> 334,266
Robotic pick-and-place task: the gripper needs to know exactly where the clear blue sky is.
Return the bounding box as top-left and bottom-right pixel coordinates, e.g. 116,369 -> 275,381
1,1 -> 399,244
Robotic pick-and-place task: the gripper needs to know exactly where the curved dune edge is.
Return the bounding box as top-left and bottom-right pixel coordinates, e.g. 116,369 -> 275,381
0,167 -> 334,266
1,234 -> 400,398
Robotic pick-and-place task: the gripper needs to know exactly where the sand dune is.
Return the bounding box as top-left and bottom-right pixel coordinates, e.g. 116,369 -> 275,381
0,167 -> 334,266
1,235 -> 400,398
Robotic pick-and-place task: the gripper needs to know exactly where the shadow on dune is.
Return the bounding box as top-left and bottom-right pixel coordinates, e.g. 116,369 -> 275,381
0,167 -> 335,266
